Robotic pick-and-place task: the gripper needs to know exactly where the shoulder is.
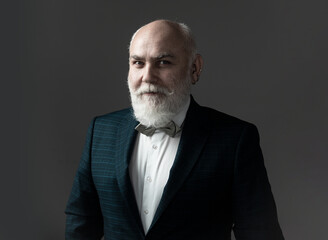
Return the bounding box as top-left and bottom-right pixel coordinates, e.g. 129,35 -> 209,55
83,107 -> 136,143
194,102 -> 256,130
187,97 -> 259,137
194,105 -> 260,148
94,107 -> 133,124
204,106 -> 253,127
85,107 -> 135,134
189,96 -> 253,126
196,105 -> 261,150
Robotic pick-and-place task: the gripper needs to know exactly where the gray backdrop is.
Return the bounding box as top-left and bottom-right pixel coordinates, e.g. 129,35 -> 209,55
2,0 -> 327,239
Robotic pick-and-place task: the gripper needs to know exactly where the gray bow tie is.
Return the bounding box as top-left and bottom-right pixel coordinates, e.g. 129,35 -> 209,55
135,121 -> 182,137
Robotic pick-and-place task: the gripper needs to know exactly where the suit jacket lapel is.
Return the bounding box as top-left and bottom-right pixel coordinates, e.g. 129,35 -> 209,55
115,110 -> 145,235
150,96 -> 211,230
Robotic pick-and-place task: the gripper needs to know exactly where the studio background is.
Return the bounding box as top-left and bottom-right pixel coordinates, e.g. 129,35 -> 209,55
2,0 -> 327,239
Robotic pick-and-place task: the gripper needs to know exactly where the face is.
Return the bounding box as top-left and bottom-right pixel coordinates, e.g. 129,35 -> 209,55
127,21 -> 194,127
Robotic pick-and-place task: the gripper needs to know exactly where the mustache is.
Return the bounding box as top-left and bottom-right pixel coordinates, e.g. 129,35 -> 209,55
134,84 -> 173,96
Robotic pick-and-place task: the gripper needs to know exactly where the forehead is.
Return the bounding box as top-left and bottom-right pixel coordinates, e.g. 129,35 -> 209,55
129,23 -> 187,57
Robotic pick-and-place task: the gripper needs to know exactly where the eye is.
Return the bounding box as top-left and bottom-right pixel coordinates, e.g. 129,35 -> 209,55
132,61 -> 144,67
158,60 -> 171,65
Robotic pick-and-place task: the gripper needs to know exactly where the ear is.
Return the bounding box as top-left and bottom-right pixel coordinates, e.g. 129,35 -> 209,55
191,54 -> 204,85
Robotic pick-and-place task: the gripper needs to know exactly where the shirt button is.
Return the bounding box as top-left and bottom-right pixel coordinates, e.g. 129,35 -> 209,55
152,145 -> 157,149
146,176 -> 152,182
144,209 -> 149,215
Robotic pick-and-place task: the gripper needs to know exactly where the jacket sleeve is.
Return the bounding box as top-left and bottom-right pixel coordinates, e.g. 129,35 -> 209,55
65,118 -> 104,240
232,124 -> 284,240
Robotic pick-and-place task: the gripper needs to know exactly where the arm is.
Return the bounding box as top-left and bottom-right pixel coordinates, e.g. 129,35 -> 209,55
65,118 -> 104,240
232,124 -> 284,240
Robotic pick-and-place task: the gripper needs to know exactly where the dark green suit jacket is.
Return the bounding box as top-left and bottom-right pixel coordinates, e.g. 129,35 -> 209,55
65,97 -> 284,239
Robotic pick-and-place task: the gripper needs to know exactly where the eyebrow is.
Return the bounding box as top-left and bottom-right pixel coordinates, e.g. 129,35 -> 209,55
130,55 -> 143,60
130,53 -> 175,61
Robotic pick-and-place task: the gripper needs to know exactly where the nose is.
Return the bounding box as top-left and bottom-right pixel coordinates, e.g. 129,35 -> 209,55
142,64 -> 157,84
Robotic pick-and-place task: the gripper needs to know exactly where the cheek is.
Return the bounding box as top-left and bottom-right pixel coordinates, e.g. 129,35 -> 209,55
164,71 -> 188,88
128,70 -> 140,89
162,70 -> 180,84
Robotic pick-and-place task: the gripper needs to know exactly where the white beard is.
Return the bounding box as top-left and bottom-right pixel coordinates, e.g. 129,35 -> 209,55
128,78 -> 191,128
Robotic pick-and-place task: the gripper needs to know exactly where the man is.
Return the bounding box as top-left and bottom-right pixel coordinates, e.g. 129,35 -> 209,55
65,20 -> 284,240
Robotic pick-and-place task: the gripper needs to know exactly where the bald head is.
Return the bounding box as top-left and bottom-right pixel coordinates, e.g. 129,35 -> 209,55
129,20 -> 197,62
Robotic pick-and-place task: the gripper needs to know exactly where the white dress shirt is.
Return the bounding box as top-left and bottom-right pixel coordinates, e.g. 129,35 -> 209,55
129,97 -> 190,234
